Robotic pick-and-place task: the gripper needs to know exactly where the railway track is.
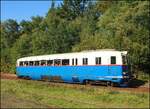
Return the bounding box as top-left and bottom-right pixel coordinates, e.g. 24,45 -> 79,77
1,73 -> 149,93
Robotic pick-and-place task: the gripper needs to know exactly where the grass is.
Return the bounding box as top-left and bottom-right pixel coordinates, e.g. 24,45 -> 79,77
137,71 -> 149,82
1,79 -> 149,108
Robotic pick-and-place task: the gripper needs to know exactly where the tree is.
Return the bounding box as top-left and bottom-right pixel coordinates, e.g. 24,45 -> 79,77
1,20 -> 20,73
1,19 -> 20,47
20,20 -> 33,34
96,1 -> 150,73
10,34 -> 32,63
59,0 -> 90,20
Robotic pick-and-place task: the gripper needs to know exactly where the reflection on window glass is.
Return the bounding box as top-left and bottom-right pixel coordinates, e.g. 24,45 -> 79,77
54,59 -> 61,66
62,59 -> 69,65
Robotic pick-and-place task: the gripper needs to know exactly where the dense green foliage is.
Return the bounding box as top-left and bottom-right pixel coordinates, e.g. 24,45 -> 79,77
0,1 -> 149,75
1,79 -> 149,108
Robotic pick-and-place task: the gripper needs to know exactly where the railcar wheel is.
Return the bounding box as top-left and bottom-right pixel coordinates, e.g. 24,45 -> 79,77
18,76 -> 23,78
23,76 -> 31,80
83,80 -> 91,85
106,81 -> 111,87
111,82 -> 115,87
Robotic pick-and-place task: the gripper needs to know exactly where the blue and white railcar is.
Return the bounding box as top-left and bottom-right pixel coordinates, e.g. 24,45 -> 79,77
16,49 -> 131,86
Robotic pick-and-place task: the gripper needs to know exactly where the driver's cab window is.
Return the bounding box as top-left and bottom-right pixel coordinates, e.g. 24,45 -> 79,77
122,55 -> 127,65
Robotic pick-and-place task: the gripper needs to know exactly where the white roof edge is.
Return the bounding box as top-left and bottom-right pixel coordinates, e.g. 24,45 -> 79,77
121,51 -> 128,55
17,49 -> 127,61
81,49 -> 117,52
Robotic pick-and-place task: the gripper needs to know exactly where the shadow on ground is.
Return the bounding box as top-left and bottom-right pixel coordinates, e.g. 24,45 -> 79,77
91,79 -> 148,88
128,79 -> 147,88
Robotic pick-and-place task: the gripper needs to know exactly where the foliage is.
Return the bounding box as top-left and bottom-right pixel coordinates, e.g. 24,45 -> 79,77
96,1 -> 150,73
0,1 -> 149,76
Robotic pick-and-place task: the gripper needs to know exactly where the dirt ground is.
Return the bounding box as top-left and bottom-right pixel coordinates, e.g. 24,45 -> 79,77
1,73 -> 149,93
1,73 -> 19,80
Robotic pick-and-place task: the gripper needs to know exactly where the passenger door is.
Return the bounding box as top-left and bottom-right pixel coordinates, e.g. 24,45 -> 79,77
108,56 -> 117,77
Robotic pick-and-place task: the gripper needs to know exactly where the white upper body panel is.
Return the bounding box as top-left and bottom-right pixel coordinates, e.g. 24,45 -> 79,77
17,49 -> 127,66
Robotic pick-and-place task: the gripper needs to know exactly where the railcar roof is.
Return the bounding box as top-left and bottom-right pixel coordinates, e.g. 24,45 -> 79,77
17,50 -> 127,61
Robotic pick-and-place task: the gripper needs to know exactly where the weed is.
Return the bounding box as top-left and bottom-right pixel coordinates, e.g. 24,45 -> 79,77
108,91 -> 120,95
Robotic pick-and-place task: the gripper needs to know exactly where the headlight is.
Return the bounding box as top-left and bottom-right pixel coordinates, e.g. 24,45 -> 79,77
123,76 -> 129,78
123,72 -> 126,75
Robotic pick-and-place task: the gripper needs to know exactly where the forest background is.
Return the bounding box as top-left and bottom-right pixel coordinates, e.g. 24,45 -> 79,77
1,0 -> 149,78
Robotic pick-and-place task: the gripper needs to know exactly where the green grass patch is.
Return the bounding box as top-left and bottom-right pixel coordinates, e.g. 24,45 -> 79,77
137,71 -> 150,82
1,79 -> 149,108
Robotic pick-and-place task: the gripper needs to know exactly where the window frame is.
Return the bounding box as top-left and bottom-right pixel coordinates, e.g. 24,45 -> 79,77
34,61 -> 40,66
122,55 -> 127,65
41,60 -> 46,66
24,61 -> 29,66
82,58 -> 88,65
47,60 -> 53,66
54,59 -> 61,66
72,59 -> 74,65
19,61 -> 24,66
62,59 -> 69,66
29,61 -> 34,66
75,58 -> 78,65
111,56 -> 116,64
95,57 -> 101,65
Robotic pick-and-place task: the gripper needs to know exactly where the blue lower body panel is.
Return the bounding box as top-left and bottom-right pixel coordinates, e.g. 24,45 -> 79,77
16,66 -> 124,84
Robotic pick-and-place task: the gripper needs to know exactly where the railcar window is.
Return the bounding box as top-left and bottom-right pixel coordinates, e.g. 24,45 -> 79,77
54,59 -> 61,66
72,59 -> 74,65
35,61 -> 39,66
75,58 -> 78,65
41,60 -> 46,66
19,61 -> 23,66
29,61 -> 34,66
24,61 -> 28,66
111,56 -> 116,64
62,59 -> 69,65
83,58 -> 88,65
122,55 -> 127,65
96,57 -> 101,65
47,60 -> 53,66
